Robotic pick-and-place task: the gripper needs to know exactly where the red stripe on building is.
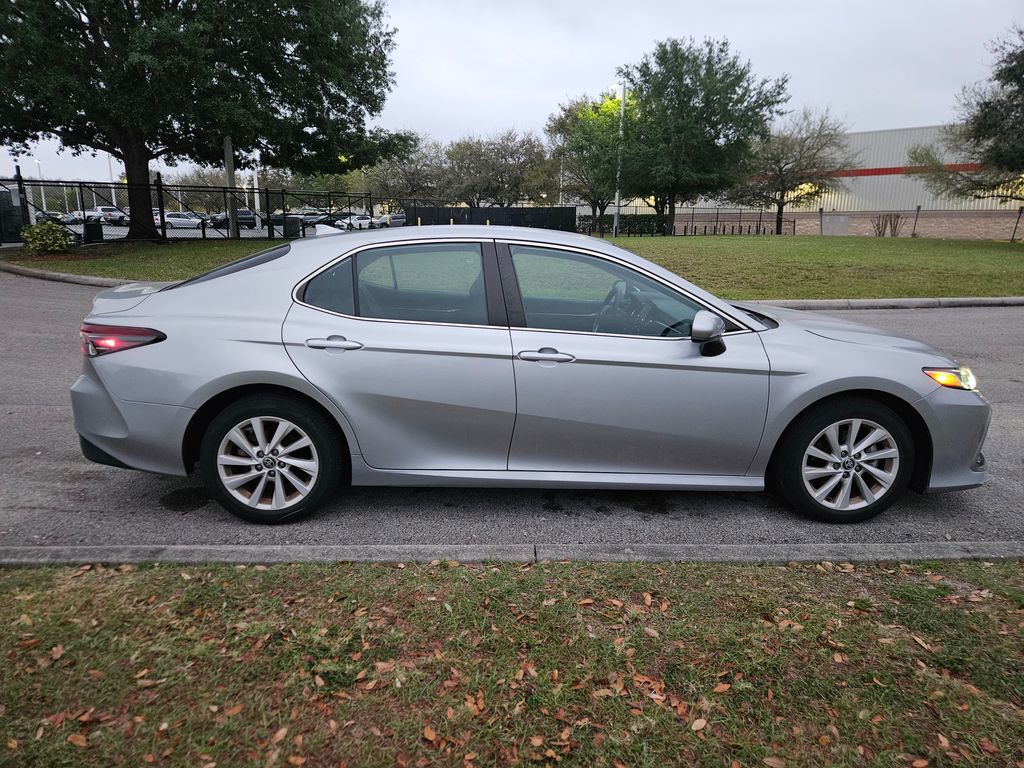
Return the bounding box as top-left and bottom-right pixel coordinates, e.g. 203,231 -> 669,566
831,163 -> 980,178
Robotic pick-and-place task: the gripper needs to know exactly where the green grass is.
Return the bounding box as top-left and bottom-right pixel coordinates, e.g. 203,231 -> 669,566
2,560 -> 1022,767
4,235 -> 1023,299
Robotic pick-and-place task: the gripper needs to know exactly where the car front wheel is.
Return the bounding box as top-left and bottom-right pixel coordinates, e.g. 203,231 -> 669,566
775,397 -> 914,523
199,395 -> 342,524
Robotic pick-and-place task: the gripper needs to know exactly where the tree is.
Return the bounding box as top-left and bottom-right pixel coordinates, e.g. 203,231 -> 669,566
726,108 -> 859,233
907,27 -> 1024,203
485,130 -> 548,207
0,1 -> 410,239
438,132 -> 549,207
546,95 -> 626,231
365,136 -> 446,200
619,38 -> 788,234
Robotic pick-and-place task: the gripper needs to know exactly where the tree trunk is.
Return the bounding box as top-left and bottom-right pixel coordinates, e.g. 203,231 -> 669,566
590,203 -> 600,234
597,203 -> 608,235
665,196 -> 676,236
775,201 -> 785,235
121,141 -> 160,240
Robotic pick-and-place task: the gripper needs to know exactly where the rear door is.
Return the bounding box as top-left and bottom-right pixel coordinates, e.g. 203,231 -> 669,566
283,239 -> 516,470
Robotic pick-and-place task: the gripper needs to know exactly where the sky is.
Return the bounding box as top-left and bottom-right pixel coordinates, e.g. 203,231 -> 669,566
3,0 -> 1021,181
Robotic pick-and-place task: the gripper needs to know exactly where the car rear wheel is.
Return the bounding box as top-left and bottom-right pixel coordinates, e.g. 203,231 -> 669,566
775,397 -> 914,523
199,395 -> 342,524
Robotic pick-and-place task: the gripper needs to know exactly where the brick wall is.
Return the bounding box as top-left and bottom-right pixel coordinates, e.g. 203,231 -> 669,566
790,209 -> 1023,240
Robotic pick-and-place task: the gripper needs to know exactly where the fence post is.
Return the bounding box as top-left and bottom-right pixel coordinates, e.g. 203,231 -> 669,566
1012,206 -> 1024,243
818,207 -> 824,236
156,172 -> 167,239
757,209 -> 763,235
77,182 -> 86,228
14,165 -> 30,228
265,188 -> 274,239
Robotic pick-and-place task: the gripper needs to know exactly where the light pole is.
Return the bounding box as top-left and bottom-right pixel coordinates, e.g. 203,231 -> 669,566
610,83 -> 626,236
33,159 -> 45,212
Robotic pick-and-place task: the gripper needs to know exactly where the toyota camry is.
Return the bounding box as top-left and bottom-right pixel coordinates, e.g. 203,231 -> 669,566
72,226 -> 990,524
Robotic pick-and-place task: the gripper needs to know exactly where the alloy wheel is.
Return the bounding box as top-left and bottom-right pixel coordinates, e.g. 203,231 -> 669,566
801,418 -> 900,512
216,416 -> 319,511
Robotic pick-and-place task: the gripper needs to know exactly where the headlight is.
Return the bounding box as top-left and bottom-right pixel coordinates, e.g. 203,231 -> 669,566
924,366 -> 977,391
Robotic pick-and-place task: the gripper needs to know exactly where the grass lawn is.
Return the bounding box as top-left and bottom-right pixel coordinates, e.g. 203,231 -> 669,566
3,235 -> 1023,299
1,560 -> 1021,766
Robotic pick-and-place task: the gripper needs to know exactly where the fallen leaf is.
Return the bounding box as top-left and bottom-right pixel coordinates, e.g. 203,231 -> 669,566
911,635 -> 932,652
978,738 -> 999,754
643,627 -> 660,639
223,703 -> 244,717
762,759 -> 786,768
286,757 -> 306,766
690,718 -> 706,732
937,733 -> 950,749
713,683 -> 731,693
911,760 -> 929,767
577,598 -> 594,606
422,725 -> 436,742
530,735 -> 543,747
272,727 -> 288,744
49,645 -> 64,661
67,734 -> 88,748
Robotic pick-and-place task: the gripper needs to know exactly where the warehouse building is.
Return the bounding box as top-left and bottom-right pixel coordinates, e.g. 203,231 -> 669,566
790,125 -> 1022,239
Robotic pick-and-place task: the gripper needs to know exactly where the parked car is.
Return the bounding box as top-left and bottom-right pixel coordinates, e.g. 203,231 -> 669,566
85,207 -> 129,226
374,212 -> 406,228
34,211 -> 64,224
336,213 -> 373,230
158,211 -> 205,229
292,207 -> 333,225
62,210 -> 86,224
72,226 -> 990,525
209,208 -> 262,230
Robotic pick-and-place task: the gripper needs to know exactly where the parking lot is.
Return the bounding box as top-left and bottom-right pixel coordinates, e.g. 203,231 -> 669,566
1,269 -> 1022,560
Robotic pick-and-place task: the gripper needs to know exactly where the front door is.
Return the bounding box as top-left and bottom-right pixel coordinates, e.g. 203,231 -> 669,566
502,243 -> 770,475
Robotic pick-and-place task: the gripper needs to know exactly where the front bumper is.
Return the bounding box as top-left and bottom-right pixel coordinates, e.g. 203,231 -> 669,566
916,385 -> 991,492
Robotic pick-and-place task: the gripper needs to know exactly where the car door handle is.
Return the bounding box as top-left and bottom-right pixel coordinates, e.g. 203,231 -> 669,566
518,348 -> 575,363
305,336 -> 363,351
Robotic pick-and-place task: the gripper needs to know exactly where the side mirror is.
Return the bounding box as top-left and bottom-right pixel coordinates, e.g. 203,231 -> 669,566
690,310 -> 726,356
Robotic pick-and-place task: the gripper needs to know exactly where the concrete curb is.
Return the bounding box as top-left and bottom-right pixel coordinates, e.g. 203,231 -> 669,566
0,259 -> 127,287
757,296 -> 1024,310
0,541 -> 1021,566
3,258 -> 1023,309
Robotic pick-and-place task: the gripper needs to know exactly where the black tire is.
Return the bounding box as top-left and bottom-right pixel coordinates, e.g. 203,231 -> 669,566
199,394 -> 343,524
774,397 -> 914,523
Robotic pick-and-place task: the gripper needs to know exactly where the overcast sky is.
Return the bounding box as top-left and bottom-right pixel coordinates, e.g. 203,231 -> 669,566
4,0 -> 1020,181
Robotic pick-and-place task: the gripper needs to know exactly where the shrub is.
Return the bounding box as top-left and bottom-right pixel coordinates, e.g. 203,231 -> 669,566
21,221 -> 71,253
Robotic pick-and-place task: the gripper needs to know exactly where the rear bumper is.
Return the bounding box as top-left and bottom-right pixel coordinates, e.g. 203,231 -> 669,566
916,386 -> 991,493
71,371 -> 193,476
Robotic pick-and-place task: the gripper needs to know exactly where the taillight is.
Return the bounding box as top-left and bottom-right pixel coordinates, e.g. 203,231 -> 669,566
80,323 -> 166,357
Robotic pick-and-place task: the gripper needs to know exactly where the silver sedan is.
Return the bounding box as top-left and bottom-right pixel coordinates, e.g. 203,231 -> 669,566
72,226 -> 990,524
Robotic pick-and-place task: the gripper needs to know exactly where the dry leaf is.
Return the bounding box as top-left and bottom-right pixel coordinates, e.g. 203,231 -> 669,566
911,760 -> 929,767
67,734 -> 88,748
422,725 -> 436,742
286,757 -> 306,766
690,718 -> 707,732
762,758 -> 786,768
643,627 -> 660,639
49,645 -> 64,660
530,735 -> 543,747
713,683 -> 731,693
272,727 -> 288,744
223,703 -> 244,717
978,737 -> 998,754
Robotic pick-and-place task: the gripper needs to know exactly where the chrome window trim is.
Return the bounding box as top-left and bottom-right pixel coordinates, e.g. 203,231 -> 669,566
497,238 -> 756,336
292,238 -> 502,332
291,235 -> 753,339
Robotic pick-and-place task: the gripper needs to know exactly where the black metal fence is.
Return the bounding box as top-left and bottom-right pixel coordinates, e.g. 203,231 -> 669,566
580,203 -> 796,237
0,170 -> 790,245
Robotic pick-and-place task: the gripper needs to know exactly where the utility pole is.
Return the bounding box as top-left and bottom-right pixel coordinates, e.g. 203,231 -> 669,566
611,83 -> 626,237
223,136 -> 239,238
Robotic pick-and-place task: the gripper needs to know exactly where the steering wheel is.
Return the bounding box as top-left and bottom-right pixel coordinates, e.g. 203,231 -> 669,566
592,281 -> 630,332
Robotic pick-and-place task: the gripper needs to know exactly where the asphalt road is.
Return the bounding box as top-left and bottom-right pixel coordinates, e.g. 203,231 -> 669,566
1,270 -> 1022,558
